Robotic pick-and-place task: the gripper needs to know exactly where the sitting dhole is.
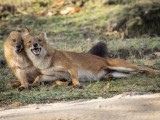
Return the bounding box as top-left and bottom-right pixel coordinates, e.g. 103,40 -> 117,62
21,28 -> 160,87
4,31 -> 40,90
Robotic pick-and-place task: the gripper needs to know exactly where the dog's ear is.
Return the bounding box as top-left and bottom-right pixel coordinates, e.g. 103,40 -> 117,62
39,32 -> 48,40
20,27 -> 30,39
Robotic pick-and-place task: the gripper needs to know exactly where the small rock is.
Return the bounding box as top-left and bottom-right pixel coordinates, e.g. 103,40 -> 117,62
154,52 -> 160,57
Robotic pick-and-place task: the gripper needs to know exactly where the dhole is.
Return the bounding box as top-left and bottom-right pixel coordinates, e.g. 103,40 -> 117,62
4,31 -> 108,89
4,31 -> 40,90
21,29 -> 160,87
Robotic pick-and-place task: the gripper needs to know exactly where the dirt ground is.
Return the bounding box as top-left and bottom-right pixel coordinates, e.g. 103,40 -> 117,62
0,93 -> 160,120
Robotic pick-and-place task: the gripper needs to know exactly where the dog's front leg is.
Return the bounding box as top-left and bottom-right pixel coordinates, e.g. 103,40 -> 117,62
68,68 -> 83,88
32,75 -> 69,86
13,69 -> 29,91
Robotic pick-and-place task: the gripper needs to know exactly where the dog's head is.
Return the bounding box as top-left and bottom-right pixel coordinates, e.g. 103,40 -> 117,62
6,31 -> 23,53
21,28 -> 48,57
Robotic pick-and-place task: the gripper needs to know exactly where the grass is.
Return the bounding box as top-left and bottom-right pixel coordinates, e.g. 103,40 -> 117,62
1,66 -> 160,107
0,0 -> 160,107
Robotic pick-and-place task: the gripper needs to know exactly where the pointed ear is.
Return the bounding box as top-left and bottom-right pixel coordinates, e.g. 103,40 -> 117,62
21,27 -> 30,39
39,32 -> 48,40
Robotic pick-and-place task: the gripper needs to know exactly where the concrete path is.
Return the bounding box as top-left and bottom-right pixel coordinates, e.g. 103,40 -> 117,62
1,93 -> 160,120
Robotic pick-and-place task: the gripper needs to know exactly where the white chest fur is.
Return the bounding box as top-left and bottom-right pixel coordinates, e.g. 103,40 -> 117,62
78,69 -> 106,82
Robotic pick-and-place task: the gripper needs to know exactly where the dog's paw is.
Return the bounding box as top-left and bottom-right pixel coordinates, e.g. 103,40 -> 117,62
17,85 -> 31,91
17,86 -> 26,91
73,84 -> 84,89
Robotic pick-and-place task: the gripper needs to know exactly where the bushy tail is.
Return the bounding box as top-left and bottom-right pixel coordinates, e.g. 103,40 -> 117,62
88,41 -> 108,58
88,41 -> 160,75
106,58 -> 160,75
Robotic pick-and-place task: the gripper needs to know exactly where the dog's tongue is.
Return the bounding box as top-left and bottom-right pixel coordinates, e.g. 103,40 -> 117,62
33,48 -> 40,55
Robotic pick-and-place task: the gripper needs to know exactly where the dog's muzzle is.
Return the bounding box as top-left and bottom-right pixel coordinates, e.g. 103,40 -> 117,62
31,43 -> 41,56
15,44 -> 23,52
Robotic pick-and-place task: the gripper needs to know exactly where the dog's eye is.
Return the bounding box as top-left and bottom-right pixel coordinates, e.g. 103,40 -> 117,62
12,39 -> 16,42
38,39 -> 41,42
28,41 -> 31,43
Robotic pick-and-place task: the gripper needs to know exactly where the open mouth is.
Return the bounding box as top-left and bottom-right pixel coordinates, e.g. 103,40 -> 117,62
31,48 -> 41,56
16,48 -> 23,52
15,45 -> 23,53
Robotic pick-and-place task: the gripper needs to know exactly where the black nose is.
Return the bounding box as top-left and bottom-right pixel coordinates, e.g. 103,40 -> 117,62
15,44 -> 23,52
16,44 -> 22,49
33,43 -> 38,47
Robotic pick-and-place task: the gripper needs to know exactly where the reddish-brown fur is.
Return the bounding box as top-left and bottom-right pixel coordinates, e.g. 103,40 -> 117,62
21,29 -> 160,87
4,31 -> 40,90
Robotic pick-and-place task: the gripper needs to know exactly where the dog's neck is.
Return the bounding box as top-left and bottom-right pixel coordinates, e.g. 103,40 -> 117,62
7,50 -> 32,69
26,46 -> 55,70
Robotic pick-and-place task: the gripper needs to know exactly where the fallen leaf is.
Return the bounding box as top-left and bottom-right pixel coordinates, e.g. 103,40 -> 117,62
9,102 -> 22,108
60,7 -> 80,15
144,60 -> 156,66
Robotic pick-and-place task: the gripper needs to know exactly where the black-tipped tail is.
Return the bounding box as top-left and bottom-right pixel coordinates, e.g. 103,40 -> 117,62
88,41 -> 108,58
